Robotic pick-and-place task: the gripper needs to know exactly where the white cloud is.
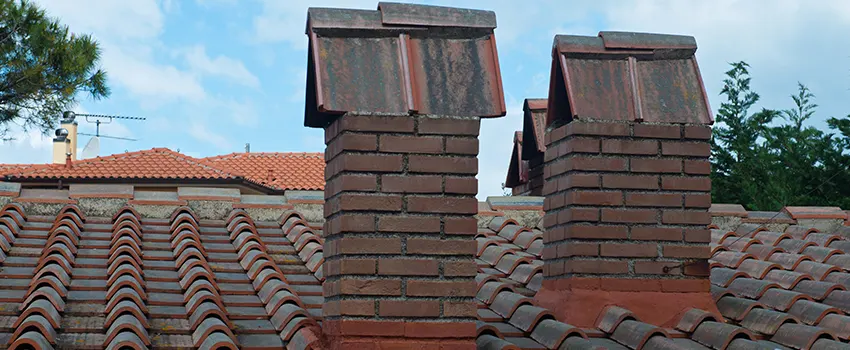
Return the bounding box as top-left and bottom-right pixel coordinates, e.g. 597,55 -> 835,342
252,0 -> 374,48
477,96 -> 524,200
216,98 -> 259,127
188,121 -> 233,151
103,47 -> 207,106
182,45 -> 261,89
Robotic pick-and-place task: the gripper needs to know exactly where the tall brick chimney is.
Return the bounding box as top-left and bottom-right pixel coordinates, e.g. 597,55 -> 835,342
536,32 -> 719,327
304,3 -> 505,349
521,98 -> 547,196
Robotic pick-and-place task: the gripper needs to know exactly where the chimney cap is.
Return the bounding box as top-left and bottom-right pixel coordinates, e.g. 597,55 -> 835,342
55,128 -> 69,140
304,2 -> 505,128
546,31 -> 712,126
61,111 -> 76,123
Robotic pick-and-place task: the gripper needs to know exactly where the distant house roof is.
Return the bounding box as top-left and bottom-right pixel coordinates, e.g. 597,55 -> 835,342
1,148 -> 325,191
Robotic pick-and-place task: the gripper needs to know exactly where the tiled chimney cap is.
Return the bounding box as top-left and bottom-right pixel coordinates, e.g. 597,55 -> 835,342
522,98 -> 547,160
304,2 -> 506,128
307,3 -> 496,31
546,31 -> 713,126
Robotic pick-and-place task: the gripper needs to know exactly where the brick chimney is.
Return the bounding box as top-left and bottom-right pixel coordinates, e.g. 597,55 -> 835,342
521,99 -> 547,196
536,32 -> 719,328
304,3 -> 505,349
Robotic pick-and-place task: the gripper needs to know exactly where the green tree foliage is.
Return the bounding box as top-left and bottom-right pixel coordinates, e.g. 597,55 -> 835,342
0,0 -> 109,141
711,61 -> 850,210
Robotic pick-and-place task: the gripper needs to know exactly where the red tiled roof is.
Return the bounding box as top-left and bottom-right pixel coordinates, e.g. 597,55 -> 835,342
7,195 -> 850,348
1,148 -> 325,191
201,152 -> 324,191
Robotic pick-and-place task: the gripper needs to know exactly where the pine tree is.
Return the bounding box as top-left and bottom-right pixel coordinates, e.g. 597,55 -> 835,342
0,0 -> 109,141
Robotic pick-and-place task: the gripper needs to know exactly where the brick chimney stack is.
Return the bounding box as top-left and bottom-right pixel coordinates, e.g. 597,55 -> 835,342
536,32 -> 719,327
304,3 -> 505,349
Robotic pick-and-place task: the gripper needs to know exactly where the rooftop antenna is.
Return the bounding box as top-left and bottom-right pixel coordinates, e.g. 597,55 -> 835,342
64,111 -> 146,159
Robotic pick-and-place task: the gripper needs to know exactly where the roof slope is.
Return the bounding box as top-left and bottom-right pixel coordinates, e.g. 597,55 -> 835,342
1,148 -> 325,191
201,152 -> 324,191
0,202 -> 324,349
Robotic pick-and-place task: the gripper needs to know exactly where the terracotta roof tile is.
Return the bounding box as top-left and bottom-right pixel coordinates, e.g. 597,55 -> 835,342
2,148 -> 325,191
201,152 -> 325,191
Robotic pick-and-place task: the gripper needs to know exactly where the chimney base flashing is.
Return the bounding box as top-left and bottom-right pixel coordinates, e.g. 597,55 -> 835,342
535,278 -> 720,328
321,319 -> 476,349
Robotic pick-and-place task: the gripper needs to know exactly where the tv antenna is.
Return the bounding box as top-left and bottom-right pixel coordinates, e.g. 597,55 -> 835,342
61,111 -> 147,159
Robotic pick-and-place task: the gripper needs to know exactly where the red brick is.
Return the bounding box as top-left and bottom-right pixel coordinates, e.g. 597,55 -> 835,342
630,158 -> 682,173
661,177 -> 711,191
661,279 -> 710,292
443,261 -> 477,277
380,135 -> 443,154
444,217 -> 477,235
602,175 -> 659,190
565,121 -> 629,137
404,321 -> 477,338
378,259 -> 439,276
562,137 -> 600,154
326,259 -> 376,276
557,174 -> 599,190
446,138 -> 479,155
339,278 -> 402,296
445,177 -> 477,194
662,210 -> 711,225
630,227 -> 683,241
564,190 -> 623,206
337,154 -> 404,173
333,299 -> 376,316
566,157 -> 628,172
601,139 -> 658,155
663,245 -> 711,258
557,208 -> 600,223
326,175 -> 377,197
684,260 -> 711,276
336,237 -> 401,254
633,124 -> 680,139
407,238 -> 476,255
419,117 -> 479,136
443,301 -> 477,317
377,216 -> 440,233
324,319 -> 405,337
601,243 -> 657,257
337,194 -> 403,212
565,259 -> 628,274
624,193 -> 682,207
684,125 -> 712,140
408,196 -> 477,214
600,278 -> 661,292
546,260 -> 565,276
661,141 -> 711,157
546,158 -> 568,178
408,155 -> 477,174
327,214 -> 375,235
684,160 -> 711,175
634,261 -> 682,275
407,280 -> 476,297
564,225 -> 627,239
339,133 -> 378,152
379,300 -> 440,317
382,175 -> 442,193
546,193 -> 565,211
546,227 -> 566,242
685,193 -> 711,208
684,229 -> 711,243
556,242 -> 599,257
601,209 -> 657,224
340,115 -> 415,133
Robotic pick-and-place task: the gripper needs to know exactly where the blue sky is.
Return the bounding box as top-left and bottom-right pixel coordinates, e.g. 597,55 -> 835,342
1,0 -> 849,199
